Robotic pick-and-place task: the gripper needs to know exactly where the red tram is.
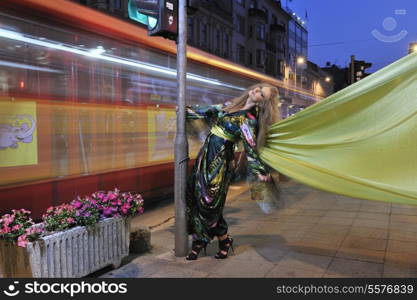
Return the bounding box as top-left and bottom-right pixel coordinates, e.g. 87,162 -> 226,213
0,0 -> 320,218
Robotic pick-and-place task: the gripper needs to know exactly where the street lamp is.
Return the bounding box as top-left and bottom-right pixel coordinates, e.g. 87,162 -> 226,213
325,76 -> 331,82
297,57 -> 305,64
294,56 -> 305,88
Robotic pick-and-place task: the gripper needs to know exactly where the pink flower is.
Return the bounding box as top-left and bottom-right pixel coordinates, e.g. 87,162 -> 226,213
108,193 -> 117,201
25,227 -> 43,235
121,203 -> 131,214
17,234 -> 28,247
2,215 -> 14,226
103,207 -> 115,217
12,224 -> 22,231
72,200 -> 82,209
20,209 -> 31,214
0,225 -> 10,234
67,217 -> 75,223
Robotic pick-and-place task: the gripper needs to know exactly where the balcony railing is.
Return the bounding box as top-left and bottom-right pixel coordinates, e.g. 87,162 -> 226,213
266,42 -> 276,52
270,23 -> 286,33
248,8 -> 267,23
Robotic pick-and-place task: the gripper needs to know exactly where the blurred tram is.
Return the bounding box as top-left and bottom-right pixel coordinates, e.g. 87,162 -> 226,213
0,0 -> 321,218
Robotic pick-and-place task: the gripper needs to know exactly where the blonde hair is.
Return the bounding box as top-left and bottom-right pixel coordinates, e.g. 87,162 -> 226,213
223,83 -> 281,151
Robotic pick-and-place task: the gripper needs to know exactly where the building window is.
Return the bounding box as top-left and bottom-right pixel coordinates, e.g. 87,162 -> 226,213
235,0 -> 245,7
237,44 -> 245,63
272,14 -> 277,25
249,25 -> 253,38
262,6 -> 268,22
112,0 -> 122,9
236,15 -> 245,35
256,23 -> 265,40
249,0 -> 257,9
277,59 -> 284,75
202,23 -> 208,47
256,49 -> 265,66
224,33 -> 230,57
196,21 -> 200,44
277,35 -> 283,50
216,29 -> 221,52
249,52 -> 253,65
188,18 -> 194,43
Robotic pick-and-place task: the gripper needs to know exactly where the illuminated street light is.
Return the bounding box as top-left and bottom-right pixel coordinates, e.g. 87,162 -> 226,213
294,56 -> 305,89
325,77 -> 331,82
408,42 -> 417,54
296,57 -> 305,64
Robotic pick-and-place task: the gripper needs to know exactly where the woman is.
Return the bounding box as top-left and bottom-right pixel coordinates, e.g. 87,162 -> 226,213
185,83 -> 280,260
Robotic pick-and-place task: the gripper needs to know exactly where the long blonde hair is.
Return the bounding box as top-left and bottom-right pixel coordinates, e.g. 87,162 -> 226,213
223,83 -> 281,151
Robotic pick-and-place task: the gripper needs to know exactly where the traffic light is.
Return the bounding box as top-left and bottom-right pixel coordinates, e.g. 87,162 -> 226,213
349,58 -> 372,84
128,0 -> 178,41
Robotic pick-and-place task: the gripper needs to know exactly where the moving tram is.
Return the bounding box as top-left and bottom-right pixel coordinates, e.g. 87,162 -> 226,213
0,0 -> 320,218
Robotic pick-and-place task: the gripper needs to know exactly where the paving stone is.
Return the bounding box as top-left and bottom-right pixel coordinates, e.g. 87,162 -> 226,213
267,252 -> 331,278
385,252 -> 417,267
325,258 -> 383,278
391,206 -> 417,216
317,216 -> 355,226
207,249 -> 276,277
148,265 -> 210,278
390,215 -> 417,224
348,227 -> 388,239
387,240 -> 417,254
388,229 -> 417,242
383,264 -> 417,278
335,247 -> 385,263
352,218 -> 389,229
298,209 -> 327,217
341,236 -> 387,251
324,211 -> 357,218
359,202 -> 391,214
356,212 -> 390,221
390,221 -> 417,232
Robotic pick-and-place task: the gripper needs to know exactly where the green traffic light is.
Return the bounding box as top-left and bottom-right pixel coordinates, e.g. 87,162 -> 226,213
128,0 -> 157,29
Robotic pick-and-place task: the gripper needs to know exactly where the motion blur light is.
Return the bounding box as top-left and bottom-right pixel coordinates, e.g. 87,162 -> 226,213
89,46 -> 105,55
0,28 -> 243,91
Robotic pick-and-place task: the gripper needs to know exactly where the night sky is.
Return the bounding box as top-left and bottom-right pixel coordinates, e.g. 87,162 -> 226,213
287,0 -> 417,72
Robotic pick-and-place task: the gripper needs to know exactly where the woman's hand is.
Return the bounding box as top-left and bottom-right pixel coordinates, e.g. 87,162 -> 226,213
258,174 -> 271,182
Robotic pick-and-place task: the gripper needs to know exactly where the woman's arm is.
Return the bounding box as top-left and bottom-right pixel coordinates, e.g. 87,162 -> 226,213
185,104 -> 223,121
240,115 -> 269,180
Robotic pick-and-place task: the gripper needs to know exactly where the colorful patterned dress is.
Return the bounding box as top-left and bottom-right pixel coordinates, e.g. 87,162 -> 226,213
186,104 -> 268,242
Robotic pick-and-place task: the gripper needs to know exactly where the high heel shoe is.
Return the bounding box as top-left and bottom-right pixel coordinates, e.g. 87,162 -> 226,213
186,240 -> 207,260
214,236 -> 234,259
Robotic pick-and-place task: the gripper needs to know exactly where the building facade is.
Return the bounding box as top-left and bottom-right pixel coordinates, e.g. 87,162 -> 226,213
72,0 -> 334,111
74,0 -> 128,18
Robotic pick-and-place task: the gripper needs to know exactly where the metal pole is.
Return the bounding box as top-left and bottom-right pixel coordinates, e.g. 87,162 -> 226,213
350,55 -> 355,85
174,0 -> 188,257
294,59 -> 297,89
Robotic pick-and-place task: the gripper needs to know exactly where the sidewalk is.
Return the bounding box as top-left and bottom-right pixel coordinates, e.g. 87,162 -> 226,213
98,180 -> 417,278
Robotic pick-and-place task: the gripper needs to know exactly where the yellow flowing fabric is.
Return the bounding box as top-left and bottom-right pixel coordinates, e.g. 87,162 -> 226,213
260,52 -> 417,206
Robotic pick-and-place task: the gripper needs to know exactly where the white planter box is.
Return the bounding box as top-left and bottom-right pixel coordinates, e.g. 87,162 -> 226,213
0,217 -> 130,278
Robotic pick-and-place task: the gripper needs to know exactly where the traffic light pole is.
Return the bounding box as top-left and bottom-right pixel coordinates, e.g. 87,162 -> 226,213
350,55 -> 355,85
174,0 -> 188,257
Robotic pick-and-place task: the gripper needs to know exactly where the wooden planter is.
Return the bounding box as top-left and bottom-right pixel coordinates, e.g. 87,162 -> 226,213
0,217 -> 130,278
